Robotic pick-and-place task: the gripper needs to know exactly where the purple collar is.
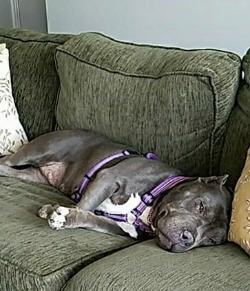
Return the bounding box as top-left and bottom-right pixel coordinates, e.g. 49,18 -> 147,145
71,150 -> 160,202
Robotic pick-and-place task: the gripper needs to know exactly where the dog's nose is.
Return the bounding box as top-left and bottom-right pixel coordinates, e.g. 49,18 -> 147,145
180,230 -> 194,246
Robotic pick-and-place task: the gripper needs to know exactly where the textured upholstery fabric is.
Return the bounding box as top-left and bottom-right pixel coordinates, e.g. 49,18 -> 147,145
0,28 -> 71,140
228,148 -> 250,254
64,240 -> 250,291
220,50 -> 250,189
56,33 -> 241,177
0,177 -> 135,291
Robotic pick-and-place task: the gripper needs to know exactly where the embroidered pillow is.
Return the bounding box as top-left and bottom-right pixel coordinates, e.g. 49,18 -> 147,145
0,43 -> 28,155
228,148 -> 250,255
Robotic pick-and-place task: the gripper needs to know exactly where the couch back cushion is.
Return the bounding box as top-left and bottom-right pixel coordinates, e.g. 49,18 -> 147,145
220,49 -> 250,189
0,28 -> 71,140
55,33 -> 241,176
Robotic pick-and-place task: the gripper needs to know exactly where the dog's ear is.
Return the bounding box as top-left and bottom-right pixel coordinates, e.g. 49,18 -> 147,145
198,174 -> 229,186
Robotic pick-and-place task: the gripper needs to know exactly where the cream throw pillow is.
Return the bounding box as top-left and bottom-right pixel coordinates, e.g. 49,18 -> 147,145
0,43 -> 28,155
228,148 -> 250,255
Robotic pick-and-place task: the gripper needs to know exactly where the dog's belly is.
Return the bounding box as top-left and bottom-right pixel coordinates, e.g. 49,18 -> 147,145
39,162 -> 67,187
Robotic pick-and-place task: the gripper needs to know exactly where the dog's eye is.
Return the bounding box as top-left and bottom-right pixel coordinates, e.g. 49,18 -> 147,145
198,201 -> 204,213
158,210 -> 167,220
194,200 -> 207,216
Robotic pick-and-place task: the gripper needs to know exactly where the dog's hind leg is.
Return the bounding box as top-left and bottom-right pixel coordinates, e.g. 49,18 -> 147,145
0,164 -> 49,184
0,142 -> 47,167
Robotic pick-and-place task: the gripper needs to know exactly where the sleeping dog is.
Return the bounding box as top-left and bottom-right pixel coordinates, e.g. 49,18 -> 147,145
0,129 -> 231,252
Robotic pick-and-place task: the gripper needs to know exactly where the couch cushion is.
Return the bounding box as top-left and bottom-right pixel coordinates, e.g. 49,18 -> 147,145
55,33 -> 241,177
0,28 -> 72,140
0,177 -> 135,291
64,240 -> 249,291
220,49 -> 250,189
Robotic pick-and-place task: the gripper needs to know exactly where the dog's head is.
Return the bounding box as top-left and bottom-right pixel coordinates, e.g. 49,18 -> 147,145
152,175 -> 232,252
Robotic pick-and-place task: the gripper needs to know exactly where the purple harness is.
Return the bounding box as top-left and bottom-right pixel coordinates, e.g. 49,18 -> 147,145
71,150 -> 193,235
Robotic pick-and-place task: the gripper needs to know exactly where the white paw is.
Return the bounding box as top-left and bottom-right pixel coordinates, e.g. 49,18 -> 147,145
48,206 -> 70,230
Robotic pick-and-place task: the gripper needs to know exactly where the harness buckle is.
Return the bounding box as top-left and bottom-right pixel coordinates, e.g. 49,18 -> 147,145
71,192 -> 82,203
144,152 -> 160,161
141,192 -> 155,206
127,213 -> 136,224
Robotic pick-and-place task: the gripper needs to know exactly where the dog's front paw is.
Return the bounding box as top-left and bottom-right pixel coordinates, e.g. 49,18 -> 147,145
48,206 -> 70,230
38,204 -> 56,219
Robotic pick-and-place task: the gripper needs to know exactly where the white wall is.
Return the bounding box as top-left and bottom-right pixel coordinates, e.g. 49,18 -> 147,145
18,0 -> 47,32
0,0 -> 13,27
46,0 -> 250,56
0,0 -> 47,32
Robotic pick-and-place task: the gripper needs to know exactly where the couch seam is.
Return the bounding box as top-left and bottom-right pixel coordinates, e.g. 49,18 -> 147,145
54,48 -> 62,130
0,34 -> 67,45
207,76 -> 217,174
56,48 -> 212,80
89,32 -> 241,59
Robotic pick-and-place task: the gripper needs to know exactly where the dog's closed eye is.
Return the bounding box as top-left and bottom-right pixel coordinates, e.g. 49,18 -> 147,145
208,238 -> 216,244
198,201 -> 204,213
194,200 -> 208,216
203,237 -> 218,246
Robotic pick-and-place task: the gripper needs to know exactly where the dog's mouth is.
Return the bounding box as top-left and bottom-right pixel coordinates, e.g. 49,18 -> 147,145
155,230 -> 174,250
155,228 -> 196,252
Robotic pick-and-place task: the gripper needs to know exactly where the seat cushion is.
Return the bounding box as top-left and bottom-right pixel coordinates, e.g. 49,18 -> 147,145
64,240 -> 250,291
0,177 -> 135,291
55,32 -> 241,177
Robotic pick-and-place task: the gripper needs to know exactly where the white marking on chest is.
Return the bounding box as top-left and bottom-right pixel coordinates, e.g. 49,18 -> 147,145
96,193 -> 152,238
139,206 -> 152,226
96,193 -> 141,214
116,222 -> 138,239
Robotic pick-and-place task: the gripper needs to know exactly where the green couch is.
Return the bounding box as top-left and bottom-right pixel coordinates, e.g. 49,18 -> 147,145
0,28 -> 249,291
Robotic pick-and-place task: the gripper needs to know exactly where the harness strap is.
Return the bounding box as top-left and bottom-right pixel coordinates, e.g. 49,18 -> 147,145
72,150 -> 159,202
140,176 -> 194,207
78,150 -> 138,194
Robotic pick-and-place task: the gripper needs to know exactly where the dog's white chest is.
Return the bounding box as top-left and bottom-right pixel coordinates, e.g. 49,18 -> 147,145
96,193 -> 141,214
95,193 -> 151,238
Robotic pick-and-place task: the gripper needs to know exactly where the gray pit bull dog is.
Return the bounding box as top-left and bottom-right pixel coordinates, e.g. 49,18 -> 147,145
0,129 -> 232,252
